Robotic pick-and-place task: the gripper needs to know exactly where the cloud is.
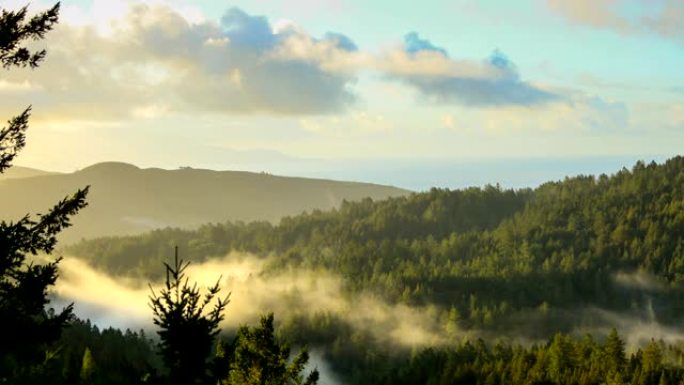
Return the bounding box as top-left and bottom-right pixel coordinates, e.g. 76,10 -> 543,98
451,92 -> 629,133
404,32 -> 448,56
323,32 -> 358,52
266,24 -> 366,74
546,0 -> 628,31
1,4 -> 357,118
0,1 -> 626,126
547,0 -> 684,44
576,300 -> 684,348
384,36 -> 560,107
631,102 -> 684,131
613,271 -> 667,292
270,29 -> 504,82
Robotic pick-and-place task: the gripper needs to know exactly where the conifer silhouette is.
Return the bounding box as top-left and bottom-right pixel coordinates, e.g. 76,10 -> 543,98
149,247 -> 230,385
0,2 -> 89,382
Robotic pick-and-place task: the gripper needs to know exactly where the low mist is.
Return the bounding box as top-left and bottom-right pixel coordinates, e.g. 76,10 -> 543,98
52,256 -> 684,356
53,254 -> 446,348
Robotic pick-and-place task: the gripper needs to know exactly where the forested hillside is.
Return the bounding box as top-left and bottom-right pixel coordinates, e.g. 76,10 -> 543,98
61,157 -> 684,384
49,323 -> 684,385
68,157 -> 684,329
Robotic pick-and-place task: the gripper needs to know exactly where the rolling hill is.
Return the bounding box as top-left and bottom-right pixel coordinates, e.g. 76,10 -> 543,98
0,162 -> 409,243
0,165 -> 60,180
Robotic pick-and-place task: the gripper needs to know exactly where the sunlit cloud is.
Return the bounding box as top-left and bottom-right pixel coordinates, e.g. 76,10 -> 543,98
270,28 -> 562,108
2,4 -> 358,119
2,2 -> 568,122
547,0 -> 684,44
385,35 -> 560,107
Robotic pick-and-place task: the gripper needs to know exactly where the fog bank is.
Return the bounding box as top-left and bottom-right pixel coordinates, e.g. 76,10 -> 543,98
54,254 -> 446,348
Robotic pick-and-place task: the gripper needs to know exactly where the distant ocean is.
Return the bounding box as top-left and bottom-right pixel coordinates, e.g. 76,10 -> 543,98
236,155 -> 673,191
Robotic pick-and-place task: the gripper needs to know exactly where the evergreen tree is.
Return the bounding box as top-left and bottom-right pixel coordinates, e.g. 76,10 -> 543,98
80,347 -> 95,383
0,2 -> 89,382
640,340 -> 664,385
444,305 -> 461,339
604,328 -> 627,373
0,3 -> 59,69
148,247 -> 230,385
221,313 -> 319,385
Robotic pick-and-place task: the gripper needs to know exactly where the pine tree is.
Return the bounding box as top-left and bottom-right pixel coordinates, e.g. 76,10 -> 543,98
79,347 -> 95,383
222,313 -> 319,385
444,305 -> 461,339
548,333 -> 574,383
148,247 -> 230,385
0,2 -> 89,382
604,328 -> 627,373
641,340 -> 664,384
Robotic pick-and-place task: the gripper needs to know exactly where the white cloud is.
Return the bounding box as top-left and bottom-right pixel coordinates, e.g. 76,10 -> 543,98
1,3 -> 358,119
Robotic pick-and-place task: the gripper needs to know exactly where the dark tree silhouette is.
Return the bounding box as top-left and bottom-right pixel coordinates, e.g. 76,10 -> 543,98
0,2 -> 60,172
0,2 -> 90,383
0,3 -> 59,70
149,247 -> 230,385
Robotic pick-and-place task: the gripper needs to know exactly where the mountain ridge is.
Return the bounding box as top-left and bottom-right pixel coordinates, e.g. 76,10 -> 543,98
0,165 -> 61,181
0,162 -> 409,243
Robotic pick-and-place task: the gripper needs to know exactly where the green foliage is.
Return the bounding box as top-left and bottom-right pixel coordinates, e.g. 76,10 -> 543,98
69,157 -> 684,336
79,347 -> 95,383
56,318 -> 160,385
218,313 -> 318,385
605,328 -> 627,373
372,332 -> 684,385
148,247 -> 230,385
68,185 -> 530,281
65,157 -> 684,383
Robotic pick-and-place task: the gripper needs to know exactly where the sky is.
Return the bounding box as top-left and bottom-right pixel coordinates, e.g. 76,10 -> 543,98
1,0 -> 683,190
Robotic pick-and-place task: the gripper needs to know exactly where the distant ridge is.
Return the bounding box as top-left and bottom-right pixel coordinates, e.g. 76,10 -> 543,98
78,161 -> 141,174
0,165 -> 61,180
0,162 -> 409,243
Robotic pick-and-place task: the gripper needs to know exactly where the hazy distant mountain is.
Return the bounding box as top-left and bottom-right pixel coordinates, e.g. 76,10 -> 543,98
0,165 -> 61,180
0,162 -> 409,243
